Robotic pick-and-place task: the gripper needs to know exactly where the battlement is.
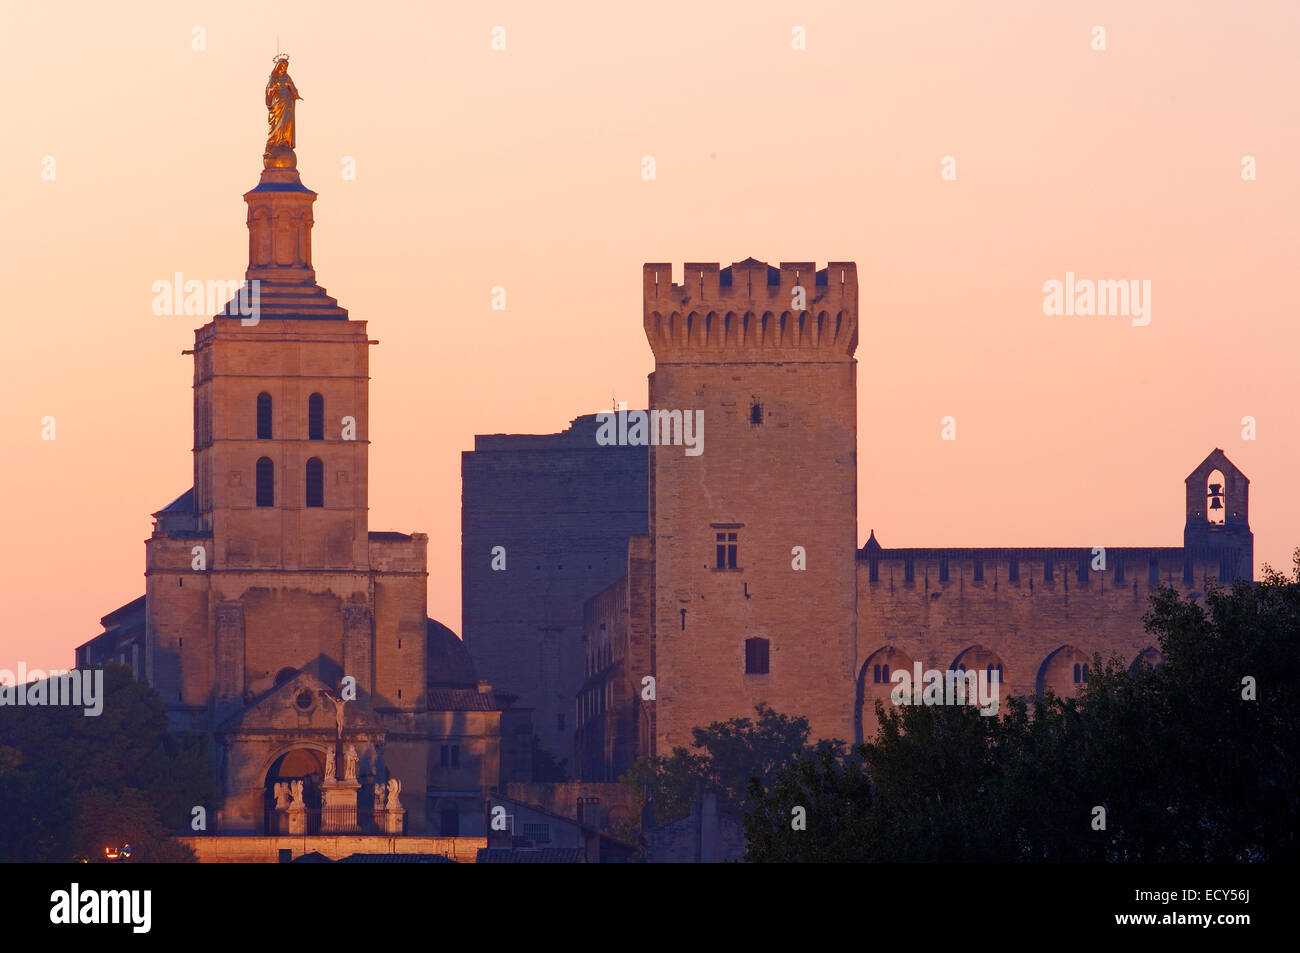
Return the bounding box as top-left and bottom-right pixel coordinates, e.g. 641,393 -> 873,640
857,544 -> 1252,588
643,259 -> 858,361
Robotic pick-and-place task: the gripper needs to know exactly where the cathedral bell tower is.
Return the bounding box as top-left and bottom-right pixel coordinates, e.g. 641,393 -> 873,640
191,59 -> 370,575
145,57 -> 431,740
139,59 -> 438,833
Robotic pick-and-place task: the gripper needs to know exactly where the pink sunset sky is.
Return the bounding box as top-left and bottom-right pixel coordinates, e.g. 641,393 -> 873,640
1,0 -> 1296,672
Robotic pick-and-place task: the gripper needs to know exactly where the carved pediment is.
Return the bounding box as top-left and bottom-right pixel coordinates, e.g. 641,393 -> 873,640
217,670 -> 385,736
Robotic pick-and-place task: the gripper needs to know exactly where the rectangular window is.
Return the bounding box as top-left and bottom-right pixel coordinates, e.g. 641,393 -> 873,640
745,637 -> 770,675
1008,558 -> 1019,583
1115,555 -> 1125,585
440,806 -> 460,836
938,557 -> 949,583
715,531 -> 738,569
451,745 -> 460,768
869,559 -> 879,583
1044,559 -> 1053,583
523,823 -> 551,844
256,393 -> 272,440
973,558 -> 984,583
440,745 -> 449,767
904,559 -> 915,583
1149,557 -> 1160,586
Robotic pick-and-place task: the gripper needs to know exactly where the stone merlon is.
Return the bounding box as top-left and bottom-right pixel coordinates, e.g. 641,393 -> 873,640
642,259 -> 858,360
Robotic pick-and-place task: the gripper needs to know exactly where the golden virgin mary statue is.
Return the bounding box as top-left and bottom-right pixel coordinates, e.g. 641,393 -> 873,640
264,55 -> 303,168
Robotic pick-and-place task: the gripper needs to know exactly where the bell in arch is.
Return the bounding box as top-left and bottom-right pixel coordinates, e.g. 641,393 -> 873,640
1206,472 -> 1226,525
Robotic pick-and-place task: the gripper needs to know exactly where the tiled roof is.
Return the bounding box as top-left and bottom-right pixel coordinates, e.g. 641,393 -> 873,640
100,595 -> 146,628
475,848 -> 585,864
157,488 -> 195,514
336,853 -> 457,864
427,687 -> 496,711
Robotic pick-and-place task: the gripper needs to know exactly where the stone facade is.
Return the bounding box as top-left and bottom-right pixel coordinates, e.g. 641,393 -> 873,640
461,417 -> 648,770
79,155 -> 517,840
569,261 -> 1255,775
501,781 -> 637,829
577,536 -> 653,780
176,834 -> 486,864
642,790 -> 746,863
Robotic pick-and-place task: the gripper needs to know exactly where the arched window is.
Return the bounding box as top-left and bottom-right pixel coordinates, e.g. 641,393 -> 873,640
873,664 -> 881,683
305,457 -> 324,508
308,393 -> 324,441
1073,663 -> 1082,683
1206,469 -> 1226,526
750,403 -> 762,426
256,457 -> 274,507
257,392 -> 272,440
882,664 -> 889,681
1081,663 -> 1090,682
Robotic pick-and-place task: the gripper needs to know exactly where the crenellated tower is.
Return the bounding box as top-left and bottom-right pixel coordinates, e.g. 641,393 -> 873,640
642,259 -> 859,750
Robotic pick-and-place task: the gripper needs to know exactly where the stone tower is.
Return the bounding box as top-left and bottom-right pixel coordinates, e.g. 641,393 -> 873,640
143,124 -> 432,827
1183,448 -> 1253,583
642,259 -> 859,751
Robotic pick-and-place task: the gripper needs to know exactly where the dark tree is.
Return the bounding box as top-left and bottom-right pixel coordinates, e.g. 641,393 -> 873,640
745,552 -> 1300,862
0,664 -> 217,861
622,702 -> 816,828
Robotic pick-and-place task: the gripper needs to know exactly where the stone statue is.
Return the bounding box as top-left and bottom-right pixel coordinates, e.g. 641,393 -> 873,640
373,782 -> 386,812
343,744 -> 359,780
289,780 -> 304,805
386,778 -> 402,812
318,689 -> 347,739
324,745 -> 336,782
273,782 -> 290,809
264,55 -> 302,167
